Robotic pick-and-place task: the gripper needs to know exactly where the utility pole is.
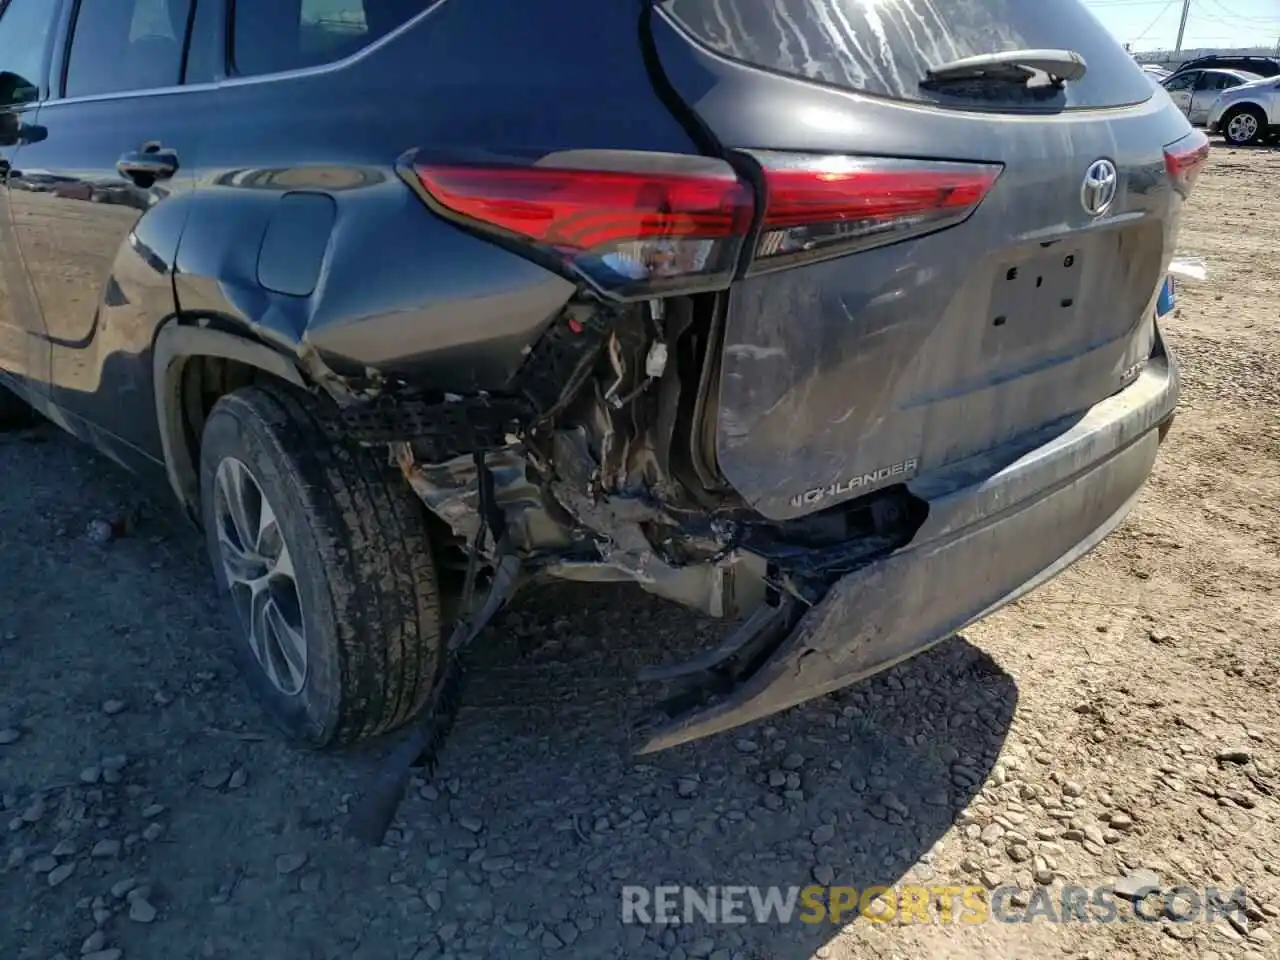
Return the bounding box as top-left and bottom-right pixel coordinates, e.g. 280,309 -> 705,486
1174,0 -> 1192,56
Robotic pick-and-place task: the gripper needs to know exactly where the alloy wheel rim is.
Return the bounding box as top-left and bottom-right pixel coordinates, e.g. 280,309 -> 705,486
213,457 -> 308,696
1228,113 -> 1258,142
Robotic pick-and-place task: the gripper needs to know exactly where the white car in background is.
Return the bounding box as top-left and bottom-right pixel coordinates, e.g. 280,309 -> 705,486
1207,74 -> 1280,146
1162,69 -> 1261,127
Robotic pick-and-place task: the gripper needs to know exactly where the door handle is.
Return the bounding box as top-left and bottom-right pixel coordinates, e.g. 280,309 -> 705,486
117,145 -> 178,185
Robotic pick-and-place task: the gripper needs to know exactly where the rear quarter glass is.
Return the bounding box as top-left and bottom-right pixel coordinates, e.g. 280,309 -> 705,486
658,0 -> 1155,111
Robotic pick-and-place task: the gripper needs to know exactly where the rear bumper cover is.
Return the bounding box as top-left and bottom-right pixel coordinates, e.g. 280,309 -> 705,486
638,338 -> 1179,753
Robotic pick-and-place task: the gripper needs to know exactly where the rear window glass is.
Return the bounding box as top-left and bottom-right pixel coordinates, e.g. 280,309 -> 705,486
659,0 -> 1155,111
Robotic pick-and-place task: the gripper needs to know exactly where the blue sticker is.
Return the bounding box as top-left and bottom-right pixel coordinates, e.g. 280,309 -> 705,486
1156,277 -> 1176,317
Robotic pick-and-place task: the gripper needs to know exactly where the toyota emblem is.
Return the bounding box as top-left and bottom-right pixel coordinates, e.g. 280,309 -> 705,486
1081,159 -> 1118,217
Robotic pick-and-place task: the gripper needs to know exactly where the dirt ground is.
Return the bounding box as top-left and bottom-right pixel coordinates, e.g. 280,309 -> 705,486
2,146 -> 1278,960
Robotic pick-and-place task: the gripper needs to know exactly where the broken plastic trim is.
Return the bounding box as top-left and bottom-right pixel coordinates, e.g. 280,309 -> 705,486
638,601 -> 787,683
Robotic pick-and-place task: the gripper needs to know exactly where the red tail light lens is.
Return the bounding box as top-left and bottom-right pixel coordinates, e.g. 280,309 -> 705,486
748,152 -> 1002,272
1164,129 -> 1210,198
413,153 -> 754,300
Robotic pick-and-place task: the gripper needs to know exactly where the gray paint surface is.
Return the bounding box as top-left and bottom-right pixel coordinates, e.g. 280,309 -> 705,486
651,8 -> 1193,519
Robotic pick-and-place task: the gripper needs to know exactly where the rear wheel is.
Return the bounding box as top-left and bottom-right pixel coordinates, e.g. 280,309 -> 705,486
199,382 -> 444,747
1222,106 -> 1266,146
0,383 -> 36,430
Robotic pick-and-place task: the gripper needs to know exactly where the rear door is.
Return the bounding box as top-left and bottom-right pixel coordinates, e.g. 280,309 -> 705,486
0,0 -> 58,401
1190,71 -> 1249,124
1164,71 -> 1197,117
646,0 -> 1196,520
10,0 -> 206,470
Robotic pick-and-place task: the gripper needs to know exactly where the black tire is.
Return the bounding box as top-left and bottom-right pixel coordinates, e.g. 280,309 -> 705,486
0,383 -> 36,430
1221,105 -> 1266,146
199,382 -> 444,747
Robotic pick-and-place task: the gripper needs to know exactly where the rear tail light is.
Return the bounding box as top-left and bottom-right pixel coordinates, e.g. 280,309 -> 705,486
413,153 -> 753,300
747,152 -> 1002,272
412,150 -> 1002,291
1164,129 -> 1210,198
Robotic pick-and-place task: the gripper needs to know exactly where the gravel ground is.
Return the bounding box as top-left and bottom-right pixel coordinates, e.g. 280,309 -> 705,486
2,146 -> 1278,960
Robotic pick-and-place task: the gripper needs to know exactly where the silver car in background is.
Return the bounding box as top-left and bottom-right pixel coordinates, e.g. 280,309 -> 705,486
1207,75 -> 1280,146
1162,69 -> 1261,127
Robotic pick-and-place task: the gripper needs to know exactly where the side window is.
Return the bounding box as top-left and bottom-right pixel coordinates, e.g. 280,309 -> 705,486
1165,73 -> 1196,92
1218,76 -> 1243,90
232,0 -> 428,78
1194,72 -> 1220,91
65,0 -> 194,99
0,0 -> 60,107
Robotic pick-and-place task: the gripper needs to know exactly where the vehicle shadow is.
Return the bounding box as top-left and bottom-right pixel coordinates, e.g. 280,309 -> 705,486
0,422 -> 1018,960
371,581 -> 1019,959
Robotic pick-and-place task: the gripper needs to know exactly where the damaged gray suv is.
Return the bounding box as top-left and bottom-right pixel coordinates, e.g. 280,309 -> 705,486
0,0 -> 1204,767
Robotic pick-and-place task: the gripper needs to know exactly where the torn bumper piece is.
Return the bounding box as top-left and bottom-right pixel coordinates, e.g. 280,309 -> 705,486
637,345 -> 1179,754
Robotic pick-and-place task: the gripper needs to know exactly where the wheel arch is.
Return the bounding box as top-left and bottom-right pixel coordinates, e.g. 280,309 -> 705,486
1223,99 -> 1267,116
1220,100 -> 1268,137
153,320 -> 309,520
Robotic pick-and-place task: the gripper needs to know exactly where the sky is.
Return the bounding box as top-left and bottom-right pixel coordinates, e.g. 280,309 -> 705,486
1083,0 -> 1280,52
